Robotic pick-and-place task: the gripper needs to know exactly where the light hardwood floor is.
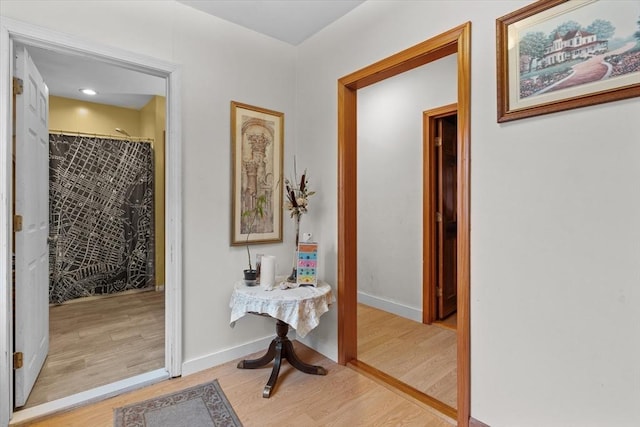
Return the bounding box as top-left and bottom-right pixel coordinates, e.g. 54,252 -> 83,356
435,312 -> 457,331
19,290 -> 165,409
15,343 -> 455,427
357,304 -> 457,409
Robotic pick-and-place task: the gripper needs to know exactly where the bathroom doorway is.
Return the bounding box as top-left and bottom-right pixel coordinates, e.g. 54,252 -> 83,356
1,19 -> 183,425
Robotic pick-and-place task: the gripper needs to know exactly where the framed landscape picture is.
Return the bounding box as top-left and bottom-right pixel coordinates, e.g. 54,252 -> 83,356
497,0 -> 640,122
230,101 -> 283,245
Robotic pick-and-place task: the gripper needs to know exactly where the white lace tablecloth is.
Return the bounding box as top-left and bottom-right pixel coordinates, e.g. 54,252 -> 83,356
229,280 -> 334,338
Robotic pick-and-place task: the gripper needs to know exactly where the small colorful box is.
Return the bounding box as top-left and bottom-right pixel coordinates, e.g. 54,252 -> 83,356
296,242 -> 318,286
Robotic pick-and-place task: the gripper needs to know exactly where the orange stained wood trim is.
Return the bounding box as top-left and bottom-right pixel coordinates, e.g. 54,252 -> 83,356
337,81 -> 358,365
337,21 -> 471,427
349,359 -> 457,420
456,22 -> 471,427
339,26 -> 461,89
422,103 -> 458,326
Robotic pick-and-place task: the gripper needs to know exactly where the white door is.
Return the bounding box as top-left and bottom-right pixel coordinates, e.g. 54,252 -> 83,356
13,45 -> 50,408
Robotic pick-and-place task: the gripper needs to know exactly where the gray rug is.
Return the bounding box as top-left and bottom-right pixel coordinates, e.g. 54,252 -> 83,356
113,380 -> 243,427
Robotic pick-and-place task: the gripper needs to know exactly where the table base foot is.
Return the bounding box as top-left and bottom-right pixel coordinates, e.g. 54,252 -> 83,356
262,385 -> 273,398
237,320 -> 326,398
283,339 -> 327,375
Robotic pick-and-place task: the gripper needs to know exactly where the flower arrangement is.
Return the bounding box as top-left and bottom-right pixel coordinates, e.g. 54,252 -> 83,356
284,160 -> 315,282
284,169 -> 315,221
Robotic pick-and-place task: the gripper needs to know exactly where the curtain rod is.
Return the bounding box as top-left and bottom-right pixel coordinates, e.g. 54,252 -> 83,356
49,129 -> 154,143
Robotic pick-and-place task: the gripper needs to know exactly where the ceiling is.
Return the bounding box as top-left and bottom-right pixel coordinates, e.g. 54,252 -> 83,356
27,46 -> 166,110
177,0 -> 364,46
27,0 -> 364,110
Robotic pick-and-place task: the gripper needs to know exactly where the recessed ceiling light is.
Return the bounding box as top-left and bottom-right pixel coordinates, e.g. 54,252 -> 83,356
79,88 -> 97,96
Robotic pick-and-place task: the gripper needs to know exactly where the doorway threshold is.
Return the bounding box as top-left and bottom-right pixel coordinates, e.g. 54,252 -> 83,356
348,359 -> 456,422
10,369 -> 169,425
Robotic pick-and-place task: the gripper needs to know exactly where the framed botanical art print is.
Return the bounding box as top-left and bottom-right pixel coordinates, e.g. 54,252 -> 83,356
497,0 -> 640,122
230,101 -> 283,245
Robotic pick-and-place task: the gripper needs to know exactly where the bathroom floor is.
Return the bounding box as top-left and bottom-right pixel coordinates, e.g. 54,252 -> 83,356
19,290 -> 165,409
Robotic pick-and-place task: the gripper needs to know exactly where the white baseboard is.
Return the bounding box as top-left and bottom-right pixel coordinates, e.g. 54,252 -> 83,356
181,335 -> 283,376
357,291 -> 422,322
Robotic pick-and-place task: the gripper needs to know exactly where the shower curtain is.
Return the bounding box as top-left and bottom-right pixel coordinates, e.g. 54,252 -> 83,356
48,133 -> 155,304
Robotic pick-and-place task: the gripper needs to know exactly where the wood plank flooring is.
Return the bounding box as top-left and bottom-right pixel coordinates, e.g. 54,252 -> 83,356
16,343 -> 455,427
357,304 -> 457,409
435,312 -> 457,331
19,290 -> 165,409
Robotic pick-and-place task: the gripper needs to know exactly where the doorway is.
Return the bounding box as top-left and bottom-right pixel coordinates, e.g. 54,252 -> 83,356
423,105 -> 458,326
337,23 -> 471,426
13,45 -> 163,412
0,18 -> 183,425
13,45 -> 166,407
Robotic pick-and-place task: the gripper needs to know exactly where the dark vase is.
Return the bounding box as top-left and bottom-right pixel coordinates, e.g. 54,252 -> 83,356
243,269 -> 258,286
286,214 -> 301,283
286,253 -> 297,283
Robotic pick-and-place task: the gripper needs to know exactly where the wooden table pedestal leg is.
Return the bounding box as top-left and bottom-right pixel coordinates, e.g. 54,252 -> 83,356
237,319 -> 327,398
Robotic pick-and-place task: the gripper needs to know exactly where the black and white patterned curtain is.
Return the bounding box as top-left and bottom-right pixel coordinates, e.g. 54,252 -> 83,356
48,133 -> 154,304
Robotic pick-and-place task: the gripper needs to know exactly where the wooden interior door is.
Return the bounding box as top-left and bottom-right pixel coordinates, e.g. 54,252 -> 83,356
436,114 -> 457,320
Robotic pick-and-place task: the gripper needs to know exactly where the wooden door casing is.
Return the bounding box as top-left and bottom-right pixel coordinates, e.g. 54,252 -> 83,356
422,104 -> 458,325
338,22 -> 471,426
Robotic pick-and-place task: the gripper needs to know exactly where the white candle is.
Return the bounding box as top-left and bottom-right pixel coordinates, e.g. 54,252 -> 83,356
260,255 -> 276,290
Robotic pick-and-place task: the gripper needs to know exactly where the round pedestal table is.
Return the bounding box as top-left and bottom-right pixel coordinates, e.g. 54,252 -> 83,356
229,280 -> 333,398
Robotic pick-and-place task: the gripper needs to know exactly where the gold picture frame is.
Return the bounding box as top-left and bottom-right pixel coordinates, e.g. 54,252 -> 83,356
230,101 -> 283,245
497,0 -> 640,122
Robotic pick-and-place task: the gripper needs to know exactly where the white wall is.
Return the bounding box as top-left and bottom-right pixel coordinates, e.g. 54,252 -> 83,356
357,56 -> 457,319
296,1 -> 640,426
0,0 -> 299,371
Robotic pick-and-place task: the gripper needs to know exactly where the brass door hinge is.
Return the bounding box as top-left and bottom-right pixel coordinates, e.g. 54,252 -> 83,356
435,212 -> 442,223
13,77 -> 23,95
435,136 -> 442,147
14,214 -> 23,232
437,287 -> 443,297
14,352 -> 23,369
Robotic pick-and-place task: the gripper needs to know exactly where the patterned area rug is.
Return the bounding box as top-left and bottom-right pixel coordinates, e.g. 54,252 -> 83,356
113,380 -> 242,427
